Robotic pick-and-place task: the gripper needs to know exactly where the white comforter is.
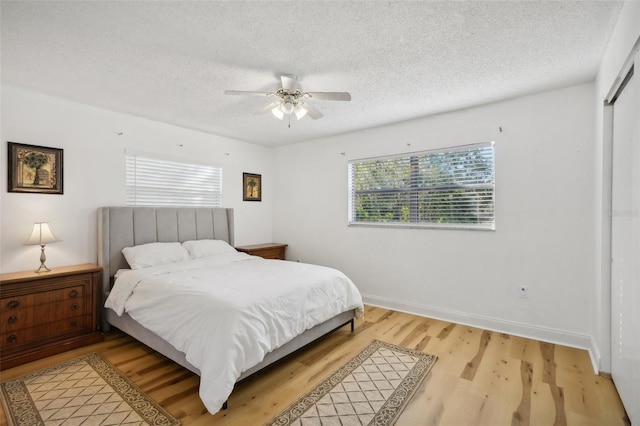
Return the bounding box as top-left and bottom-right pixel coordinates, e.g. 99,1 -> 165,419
104,252 -> 363,414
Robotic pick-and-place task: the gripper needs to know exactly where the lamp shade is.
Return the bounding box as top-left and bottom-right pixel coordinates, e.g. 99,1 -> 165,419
25,222 -> 60,246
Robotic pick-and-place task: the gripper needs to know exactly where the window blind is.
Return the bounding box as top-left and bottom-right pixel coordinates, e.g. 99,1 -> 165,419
126,153 -> 223,207
348,142 -> 495,230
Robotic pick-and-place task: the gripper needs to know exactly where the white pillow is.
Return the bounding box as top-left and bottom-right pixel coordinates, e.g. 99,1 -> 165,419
122,242 -> 190,270
182,239 -> 237,259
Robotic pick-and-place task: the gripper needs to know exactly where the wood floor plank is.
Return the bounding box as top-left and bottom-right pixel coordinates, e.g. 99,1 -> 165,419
531,381 -> 557,424
512,360 -> 533,426
468,332 -> 521,408
540,341 -> 568,426
436,322 -> 457,340
399,319 -> 432,351
0,305 -> 628,425
460,329 -> 492,380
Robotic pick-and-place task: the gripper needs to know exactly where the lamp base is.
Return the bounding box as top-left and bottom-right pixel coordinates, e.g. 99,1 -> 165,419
34,244 -> 51,273
34,263 -> 51,273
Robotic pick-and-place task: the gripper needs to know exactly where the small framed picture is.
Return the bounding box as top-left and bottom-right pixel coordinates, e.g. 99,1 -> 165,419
8,142 -> 64,194
243,172 -> 261,201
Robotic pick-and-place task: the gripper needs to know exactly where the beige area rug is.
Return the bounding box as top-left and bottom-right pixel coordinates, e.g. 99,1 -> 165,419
0,352 -> 180,426
266,340 -> 437,426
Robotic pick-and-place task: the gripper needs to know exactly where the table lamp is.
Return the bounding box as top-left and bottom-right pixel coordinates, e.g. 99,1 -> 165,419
25,222 -> 61,273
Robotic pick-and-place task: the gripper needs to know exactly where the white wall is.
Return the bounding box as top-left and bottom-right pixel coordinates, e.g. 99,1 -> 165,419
0,86 -> 275,273
593,1 -> 640,373
274,83 -> 598,360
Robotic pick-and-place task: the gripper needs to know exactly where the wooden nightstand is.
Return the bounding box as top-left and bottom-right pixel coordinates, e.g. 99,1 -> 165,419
0,263 -> 104,370
235,243 -> 288,260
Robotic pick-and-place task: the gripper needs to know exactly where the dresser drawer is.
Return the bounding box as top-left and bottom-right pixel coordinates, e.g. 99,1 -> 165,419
1,298 -> 86,332
1,284 -> 85,311
252,247 -> 285,259
1,315 -> 88,349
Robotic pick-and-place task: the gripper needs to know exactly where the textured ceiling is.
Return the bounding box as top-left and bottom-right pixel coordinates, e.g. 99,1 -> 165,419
1,1 -> 623,146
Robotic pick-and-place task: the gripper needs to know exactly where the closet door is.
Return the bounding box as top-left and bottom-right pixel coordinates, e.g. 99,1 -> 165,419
611,54 -> 640,424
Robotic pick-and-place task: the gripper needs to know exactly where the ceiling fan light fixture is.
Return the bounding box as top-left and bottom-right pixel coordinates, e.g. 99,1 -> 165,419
271,107 -> 284,120
294,104 -> 308,120
280,101 -> 294,115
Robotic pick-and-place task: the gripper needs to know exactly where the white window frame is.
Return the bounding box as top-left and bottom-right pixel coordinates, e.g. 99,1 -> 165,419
348,142 -> 495,230
126,151 -> 223,207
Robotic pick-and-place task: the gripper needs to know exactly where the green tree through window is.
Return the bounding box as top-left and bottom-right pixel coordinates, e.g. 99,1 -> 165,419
348,142 -> 495,230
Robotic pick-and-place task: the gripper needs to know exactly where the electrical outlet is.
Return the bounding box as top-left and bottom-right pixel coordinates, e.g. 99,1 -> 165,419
519,286 -> 529,298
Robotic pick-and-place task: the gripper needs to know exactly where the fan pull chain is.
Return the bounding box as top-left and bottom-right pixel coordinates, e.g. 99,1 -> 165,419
288,114 -> 291,128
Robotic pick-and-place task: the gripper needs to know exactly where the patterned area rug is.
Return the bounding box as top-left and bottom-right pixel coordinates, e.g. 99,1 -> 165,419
266,340 -> 437,426
0,352 -> 180,426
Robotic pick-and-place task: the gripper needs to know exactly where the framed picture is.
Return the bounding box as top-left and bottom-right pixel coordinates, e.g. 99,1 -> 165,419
8,142 -> 64,194
243,172 -> 261,201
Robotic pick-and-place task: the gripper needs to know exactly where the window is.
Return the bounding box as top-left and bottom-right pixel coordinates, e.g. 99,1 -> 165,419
126,152 -> 222,207
348,142 -> 495,230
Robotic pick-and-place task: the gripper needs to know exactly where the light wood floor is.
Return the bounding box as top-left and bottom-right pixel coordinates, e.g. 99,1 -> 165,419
0,305 -> 629,425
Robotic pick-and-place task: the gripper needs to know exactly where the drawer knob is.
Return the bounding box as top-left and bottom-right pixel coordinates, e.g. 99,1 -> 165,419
7,300 -> 20,309
71,320 -> 78,327
7,334 -> 17,344
8,315 -> 17,324
69,290 -> 78,298
71,303 -> 78,310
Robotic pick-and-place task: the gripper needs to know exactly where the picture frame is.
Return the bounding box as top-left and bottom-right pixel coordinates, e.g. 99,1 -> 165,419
243,172 -> 262,202
8,142 -> 64,194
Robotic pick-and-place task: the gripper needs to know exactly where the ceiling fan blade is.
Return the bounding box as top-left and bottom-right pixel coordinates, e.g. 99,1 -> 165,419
254,101 -> 281,115
280,74 -> 299,91
224,90 -> 274,97
304,92 -> 351,101
300,102 -> 324,120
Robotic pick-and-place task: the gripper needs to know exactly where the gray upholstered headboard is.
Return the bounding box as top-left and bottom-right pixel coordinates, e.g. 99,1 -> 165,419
97,206 -> 234,306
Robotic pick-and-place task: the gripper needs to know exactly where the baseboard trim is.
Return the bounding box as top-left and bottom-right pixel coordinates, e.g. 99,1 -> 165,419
361,293 -> 601,374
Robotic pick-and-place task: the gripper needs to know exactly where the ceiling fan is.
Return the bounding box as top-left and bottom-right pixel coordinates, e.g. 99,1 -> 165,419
224,74 -> 351,125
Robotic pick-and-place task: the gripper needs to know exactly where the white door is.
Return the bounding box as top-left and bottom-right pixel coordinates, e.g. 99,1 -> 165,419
611,54 -> 640,425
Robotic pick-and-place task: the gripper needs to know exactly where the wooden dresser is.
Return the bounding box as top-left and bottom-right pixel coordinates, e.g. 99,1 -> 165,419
235,243 -> 288,260
0,263 -> 104,370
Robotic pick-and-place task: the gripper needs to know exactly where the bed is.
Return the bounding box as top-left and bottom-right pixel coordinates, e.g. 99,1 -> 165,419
98,206 -> 363,414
